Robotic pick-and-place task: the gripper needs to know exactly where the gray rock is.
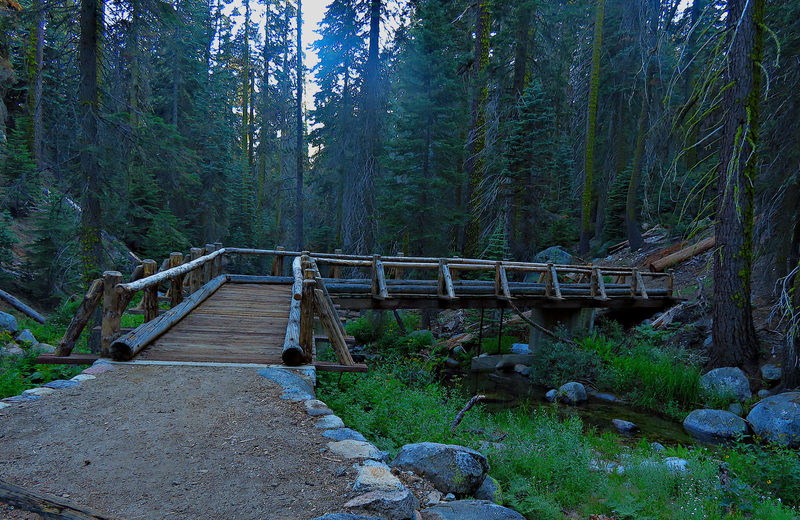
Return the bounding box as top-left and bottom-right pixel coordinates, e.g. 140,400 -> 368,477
71,374 -> 96,382
664,457 -> 689,473
611,419 -> 638,434
700,367 -> 752,401
43,379 -> 80,390
532,246 -> 573,266
452,346 -> 467,357
344,489 -> 419,520
15,329 -> 38,346
760,364 -> 782,383
2,394 -> 40,403
650,442 -> 666,452
328,440 -> 383,459
746,392 -> 800,447
1,344 -> 25,357
391,442 -> 489,495
544,389 -> 557,402
589,391 -> 618,403
557,382 -> 587,404
0,402 -> 10,409
474,476 -> 501,503
305,399 -> 334,416
513,364 -> 530,376
758,389 -> 771,398
727,402 -> 744,416
0,311 -> 18,334
443,494 -> 455,502
703,335 -> 713,349
444,357 -> 460,370
316,415 -> 346,429
354,460 -> 403,492
494,358 -> 516,371
311,514 -> 387,520
22,387 -> 55,396
32,343 -> 55,354
421,500 -> 524,520
510,343 -> 531,355
683,409 -> 749,443
323,428 -> 368,442
257,367 -> 315,400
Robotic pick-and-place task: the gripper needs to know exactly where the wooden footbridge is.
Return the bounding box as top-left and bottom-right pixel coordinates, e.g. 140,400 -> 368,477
41,246 -> 678,370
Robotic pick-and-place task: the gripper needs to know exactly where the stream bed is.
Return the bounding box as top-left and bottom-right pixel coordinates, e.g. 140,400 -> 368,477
464,371 -> 695,446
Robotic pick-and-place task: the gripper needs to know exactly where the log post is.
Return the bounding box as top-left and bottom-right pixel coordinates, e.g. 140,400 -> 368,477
169,252 -> 184,308
213,242 -> 223,276
189,247 -> 203,293
634,268 -> 648,299
393,251 -> 404,279
438,259 -> 456,300
630,268 -> 639,298
203,243 -> 215,283
666,269 -> 675,297
309,259 -> 347,337
300,269 -> 316,363
313,288 -> 354,365
332,248 -> 343,279
100,271 -> 123,357
371,255 -> 388,300
55,278 -> 103,356
546,263 -> 563,300
271,246 -> 285,276
494,263 -> 511,300
142,259 -> 158,322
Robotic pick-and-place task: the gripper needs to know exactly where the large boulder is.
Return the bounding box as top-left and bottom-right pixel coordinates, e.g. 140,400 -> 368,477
532,246 -> 573,265
683,409 -> 749,443
391,443 -> 488,495
421,500 -> 524,520
344,489 -> 418,520
700,367 -> 752,401
0,311 -> 18,334
474,476 -> 502,503
746,392 -> 800,447
557,382 -> 587,405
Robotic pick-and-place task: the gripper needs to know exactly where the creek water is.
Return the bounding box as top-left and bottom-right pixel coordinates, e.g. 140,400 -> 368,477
464,371 -> 695,446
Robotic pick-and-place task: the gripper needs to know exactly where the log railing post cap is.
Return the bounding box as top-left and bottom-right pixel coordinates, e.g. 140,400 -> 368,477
103,270 -> 123,278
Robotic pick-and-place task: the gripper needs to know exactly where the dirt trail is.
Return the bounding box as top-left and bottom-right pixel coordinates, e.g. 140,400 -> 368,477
0,365 -> 353,519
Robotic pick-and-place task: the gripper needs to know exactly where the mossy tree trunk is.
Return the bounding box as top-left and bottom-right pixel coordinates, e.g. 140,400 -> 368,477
78,0 -> 104,283
710,0 -> 764,370
463,0 -> 490,257
579,0 -> 605,255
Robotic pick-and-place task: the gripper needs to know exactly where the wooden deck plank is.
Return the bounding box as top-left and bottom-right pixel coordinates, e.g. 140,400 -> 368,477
135,282 -> 292,363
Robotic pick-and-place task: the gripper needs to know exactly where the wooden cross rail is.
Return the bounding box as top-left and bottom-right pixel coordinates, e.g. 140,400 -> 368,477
51,245 -> 677,365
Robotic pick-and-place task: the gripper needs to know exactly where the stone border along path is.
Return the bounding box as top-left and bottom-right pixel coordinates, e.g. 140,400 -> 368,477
2,361 -> 523,519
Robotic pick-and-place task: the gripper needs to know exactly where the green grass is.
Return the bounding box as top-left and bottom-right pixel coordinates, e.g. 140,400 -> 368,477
318,362 -> 799,520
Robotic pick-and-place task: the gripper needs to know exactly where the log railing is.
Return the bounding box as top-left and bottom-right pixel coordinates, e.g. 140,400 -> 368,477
53,244 -> 677,364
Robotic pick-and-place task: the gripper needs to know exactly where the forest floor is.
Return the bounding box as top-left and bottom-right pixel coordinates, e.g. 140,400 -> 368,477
0,364 -> 354,520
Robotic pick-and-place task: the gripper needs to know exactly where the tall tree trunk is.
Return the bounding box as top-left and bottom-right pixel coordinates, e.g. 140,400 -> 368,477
463,0 -> 490,257
294,0 -> 303,250
78,0 -> 104,283
625,94 -> 647,250
362,0 -> 381,252
30,0 -> 45,168
579,0 -> 605,255
710,0 -> 764,370
511,1 -> 532,97
242,0 -> 250,162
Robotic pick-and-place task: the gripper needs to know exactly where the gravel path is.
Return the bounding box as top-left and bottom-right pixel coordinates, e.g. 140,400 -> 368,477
0,365 -> 354,519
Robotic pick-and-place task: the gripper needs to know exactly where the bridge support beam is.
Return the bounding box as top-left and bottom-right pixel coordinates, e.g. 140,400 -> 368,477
527,308 -> 595,350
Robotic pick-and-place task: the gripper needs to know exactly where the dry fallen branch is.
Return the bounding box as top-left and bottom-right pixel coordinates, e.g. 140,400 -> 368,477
451,394 -> 485,432
507,300 -> 578,347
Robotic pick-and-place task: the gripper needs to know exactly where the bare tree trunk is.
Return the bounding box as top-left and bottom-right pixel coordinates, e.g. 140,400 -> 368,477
79,0 -> 104,283
31,0 -> 45,168
295,0 -> 304,250
710,0 -> 764,370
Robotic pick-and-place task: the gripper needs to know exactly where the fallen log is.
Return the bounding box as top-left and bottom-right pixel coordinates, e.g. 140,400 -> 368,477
282,257 -> 305,365
0,477 -> 113,519
109,275 -> 226,361
648,236 -> 715,272
0,288 -> 46,323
